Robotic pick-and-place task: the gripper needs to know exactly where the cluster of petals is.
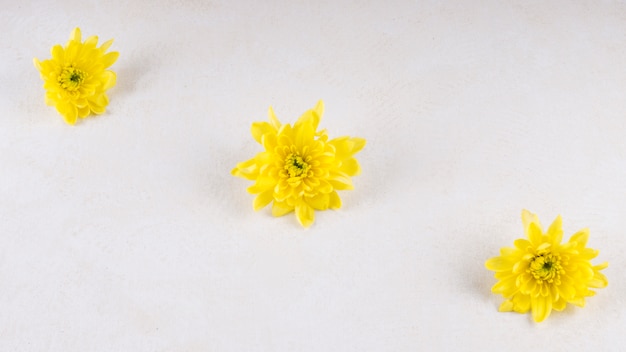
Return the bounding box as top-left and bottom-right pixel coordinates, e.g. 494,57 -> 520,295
485,210 -> 608,322
232,101 -> 365,227
34,27 -> 118,124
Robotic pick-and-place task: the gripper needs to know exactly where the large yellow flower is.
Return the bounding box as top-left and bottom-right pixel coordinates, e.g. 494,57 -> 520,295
486,210 -> 608,322
34,28 -> 118,124
232,101 -> 365,227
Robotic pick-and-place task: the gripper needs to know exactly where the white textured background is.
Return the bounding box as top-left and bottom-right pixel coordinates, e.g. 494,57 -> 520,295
1,0 -> 625,351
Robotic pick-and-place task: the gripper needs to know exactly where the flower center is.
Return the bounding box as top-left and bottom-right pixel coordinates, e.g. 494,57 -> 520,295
58,65 -> 86,91
284,153 -> 310,178
529,252 -> 562,284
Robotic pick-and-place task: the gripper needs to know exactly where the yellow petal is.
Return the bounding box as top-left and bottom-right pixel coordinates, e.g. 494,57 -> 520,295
328,191 -> 342,209
521,209 -> 541,232
569,228 -> 589,247
531,295 -> 552,322
89,100 -> 107,114
511,294 -> 531,313
498,300 -> 514,312
268,106 -> 281,129
339,157 -> 361,176
51,44 -> 64,62
349,137 -> 366,155
84,35 -> 99,48
253,190 -> 274,211
295,202 -> 315,227
294,109 -> 316,131
594,262 -> 609,271
513,239 -> 532,251
99,51 -> 119,69
58,102 -> 78,125
330,137 -> 366,159
547,215 -> 563,245
70,27 -> 81,42
589,268 -> 608,288
306,194 -> 329,210
313,100 -> 324,127
77,105 -> 90,118
552,297 -> 567,311
328,173 -> 354,190
271,201 -> 293,217
492,277 -> 516,294
251,121 -> 275,144
33,58 -> 42,71
101,71 -> 116,90
232,158 -> 258,180
99,39 -> 114,52
485,257 -> 513,272
527,222 -> 543,246
315,179 -> 333,194
247,177 -> 275,193
568,297 -> 586,307
295,118 -> 315,149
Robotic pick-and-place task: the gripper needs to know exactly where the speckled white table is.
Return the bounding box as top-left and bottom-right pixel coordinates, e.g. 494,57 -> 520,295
1,1 -> 625,350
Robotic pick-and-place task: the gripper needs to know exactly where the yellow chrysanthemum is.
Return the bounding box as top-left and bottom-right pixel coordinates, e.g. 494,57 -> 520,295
232,100 -> 365,228
485,210 -> 608,322
34,28 -> 119,124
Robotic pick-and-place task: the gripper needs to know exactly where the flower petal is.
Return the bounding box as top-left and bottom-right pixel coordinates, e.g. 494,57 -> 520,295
491,277 -> 517,294
328,172 -> 354,190
513,239 -> 532,251
51,44 -> 64,62
57,102 -> 78,125
99,39 -> 114,52
339,157 -> 361,176
268,106 -> 281,129
498,300 -> 514,312
531,295 -> 552,322
521,209 -> 541,232
485,257 -> 513,272
589,266 -> 608,288
84,35 -> 99,48
232,158 -> 259,180
306,194 -> 329,210
100,70 -> 116,90
70,27 -> 81,42
552,297 -> 567,311
251,121 -> 276,144
99,51 -> 119,69
330,137 -> 366,159
253,190 -> 274,211
511,294 -> 531,313
295,117 -> 315,149
272,201 -> 293,217
547,215 -> 563,245
328,191 -> 342,209
527,221 -> 543,246
312,100 -> 324,130
77,105 -> 90,118
295,202 -> 315,228
569,228 -> 589,247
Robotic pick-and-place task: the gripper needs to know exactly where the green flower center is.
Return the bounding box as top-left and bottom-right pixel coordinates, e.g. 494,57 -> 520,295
529,252 -> 562,284
58,65 -> 86,91
284,153 -> 310,178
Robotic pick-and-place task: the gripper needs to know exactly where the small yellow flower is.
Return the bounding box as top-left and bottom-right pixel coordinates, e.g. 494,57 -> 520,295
486,210 -> 608,322
232,101 -> 365,227
34,28 -> 119,124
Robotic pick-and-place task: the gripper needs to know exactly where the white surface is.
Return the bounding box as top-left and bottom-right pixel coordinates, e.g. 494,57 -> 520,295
1,0 -> 625,350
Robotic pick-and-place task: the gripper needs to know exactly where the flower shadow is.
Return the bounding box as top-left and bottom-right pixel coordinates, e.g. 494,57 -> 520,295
112,54 -> 152,98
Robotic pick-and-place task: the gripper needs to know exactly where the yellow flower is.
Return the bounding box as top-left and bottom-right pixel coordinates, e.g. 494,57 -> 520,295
486,210 -> 608,322
34,28 -> 119,125
232,100 -> 365,228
